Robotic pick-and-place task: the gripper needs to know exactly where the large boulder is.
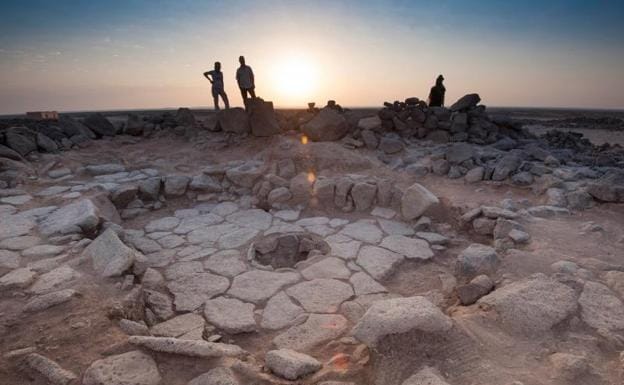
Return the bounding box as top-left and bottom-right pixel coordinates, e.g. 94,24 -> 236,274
175,107 -> 195,126
58,116 -> 96,138
445,143 -> 474,164
5,129 -> 37,156
301,108 -> 348,142
586,171 -> 624,203
401,183 -> 439,220
125,114 -> 144,136
450,94 -> 481,112
36,133 -> 59,153
352,296 -> 452,347
82,228 -> 138,277
83,113 -> 116,137
83,351 -> 161,385
248,98 -> 281,136
217,108 -> 249,134
456,243 -> 499,277
0,143 -> 23,160
578,281 -> 624,332
225,161 -> 264,188
38,199 -> 100,236
478,273 -> 577,335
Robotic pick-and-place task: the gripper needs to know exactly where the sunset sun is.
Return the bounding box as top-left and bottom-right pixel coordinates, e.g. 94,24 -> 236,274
271,54 -> 318,102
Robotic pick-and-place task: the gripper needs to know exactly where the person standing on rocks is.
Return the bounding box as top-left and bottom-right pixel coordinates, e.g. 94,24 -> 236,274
428,75 -> 446,107
203,62 -> 230,111
236,56 -> 256,106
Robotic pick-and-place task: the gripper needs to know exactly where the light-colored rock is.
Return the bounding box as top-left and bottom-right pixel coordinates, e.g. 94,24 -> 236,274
21,244 -> 65,258
377,219 -> 414,236
379,235 -> 433,260
228,270 -> 300,304
0,249 -> 20,269
150,313 -> 206,338
456,243 -> 499,277
286,278 -> 353,313
217,227 -> 259,249
145,217 -> 180,233
265,349 -> 322,380
301,257 -> 351,280
261,291 -> 305,330
83,351 -> 161,385
24,289 -> 77,312
356,246 -> 403,280
401,183 -> 439,220
29,265 -> 80,294
227,209 -> 272,230
478,274 -> 577,335
578,281 -> 624,332
402,367 -> 450,385
0,267 -> 37,289
128,336 -> 246,357
119,319 -> 150,336
0,235 -> 41,250
350,272 -> 387,296
166,272 -> 229,311
203,250 -> 247,277
187,367 -> 239,385
352,296 -> 452,347
82,229 -> 137,277
204,297 -> 257,333
39,199 -> 100,236
23,353 -> 77,385
340,220 -> 383,244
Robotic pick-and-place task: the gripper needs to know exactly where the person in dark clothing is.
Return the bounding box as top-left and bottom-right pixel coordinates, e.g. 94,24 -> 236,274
428,75 -> 446,107
203,62 -> 229,110
236,56 -> 256,105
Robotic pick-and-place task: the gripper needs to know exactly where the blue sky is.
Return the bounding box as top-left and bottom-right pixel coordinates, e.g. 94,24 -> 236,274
1,0 -> 623,113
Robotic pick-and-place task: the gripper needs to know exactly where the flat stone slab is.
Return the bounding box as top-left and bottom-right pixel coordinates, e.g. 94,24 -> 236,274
261,291 -> 306,330
29,265 -> 80,294
217,228 -> 259,249
82,229 -> 136,277
83,350 -> 161,385
174,214 -> 223,234
340,220 -> 383,244
157,234 -> 186,249
286,278 -> 354,313
0,215 -> 36,241
227,209 -> 273,230
377,219 -> 415,236
187,367 -> 239,385
356,246 -> 404,280
150,313 -> 206,339
301,257 -> 351,280
204,296 -> 257,333
203,250 -> 247,277
145,217 -> 180,233
24,289 -> 78,312
0,235 -> 42,250
128,336 -> 246,358
379,235 -> 433,260
21,245 -> 65,258
273,314 -> 348,351
265,349 -> 322,380
350,272 -> 387,296
228,270 -> 300,304
39,199 -> 99,236
0,267 -> 37,289
578,281 -> 624,332
167,272 -> 229,311
0,249 -> 20,269
187,223 -> 239,244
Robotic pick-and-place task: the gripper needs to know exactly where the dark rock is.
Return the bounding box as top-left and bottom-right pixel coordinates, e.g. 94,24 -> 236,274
492,154 -> 521,181
432,159 -> 450,176
84,114 -> 116,137
36,133 -> 59,153
175,108 -> 195,127
426,130 -> 449,143
5,128 -> 37,156
248,98 -> 281,136
125,114 -> 144,136
0,144 -> 23,161
301,108 -> 348,142
217,108 -> 249,134
446,143 -> 474,164
457,275 -> 494,305
379,137 -> 403,154
58,116 -> 96,139
450,94 -> 481,112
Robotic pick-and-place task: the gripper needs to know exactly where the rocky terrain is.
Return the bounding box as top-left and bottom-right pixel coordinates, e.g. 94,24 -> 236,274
1,96 -> 624,385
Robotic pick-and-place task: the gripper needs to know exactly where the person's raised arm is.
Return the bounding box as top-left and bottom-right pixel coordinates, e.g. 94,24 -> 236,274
203,71 -> 213,84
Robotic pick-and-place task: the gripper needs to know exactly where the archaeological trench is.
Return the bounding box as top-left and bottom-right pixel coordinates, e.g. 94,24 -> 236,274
1,95 -> 624,385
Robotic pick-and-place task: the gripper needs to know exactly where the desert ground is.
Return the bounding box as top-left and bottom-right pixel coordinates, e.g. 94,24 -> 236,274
1,98 -> 624,385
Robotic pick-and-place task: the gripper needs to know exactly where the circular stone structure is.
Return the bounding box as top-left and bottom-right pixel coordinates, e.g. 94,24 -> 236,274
250,232 -> 330,269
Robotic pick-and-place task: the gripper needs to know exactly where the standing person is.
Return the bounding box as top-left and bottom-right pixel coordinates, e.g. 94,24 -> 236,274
203,62 -> 229,110
236,56 -> 256,106
428,75 -> 446,107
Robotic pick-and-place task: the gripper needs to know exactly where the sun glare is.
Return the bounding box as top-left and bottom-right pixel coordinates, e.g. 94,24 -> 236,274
271,54 -> 318,103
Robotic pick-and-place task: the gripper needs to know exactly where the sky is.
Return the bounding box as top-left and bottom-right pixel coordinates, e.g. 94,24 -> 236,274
1,0 -> 624,114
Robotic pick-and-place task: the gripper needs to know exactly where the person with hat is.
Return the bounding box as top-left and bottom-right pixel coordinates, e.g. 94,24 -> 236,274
428,75 -> 446,107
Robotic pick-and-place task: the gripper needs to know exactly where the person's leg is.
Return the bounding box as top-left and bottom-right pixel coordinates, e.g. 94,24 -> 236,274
212,89 -> 220,110
248,88 -> 256,99
240,88 -> 248,103
221,91 -> 230,109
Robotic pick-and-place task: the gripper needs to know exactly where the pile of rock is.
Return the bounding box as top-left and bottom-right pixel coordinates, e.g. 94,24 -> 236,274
461,205 -> 530,250
359,93 -> 530,147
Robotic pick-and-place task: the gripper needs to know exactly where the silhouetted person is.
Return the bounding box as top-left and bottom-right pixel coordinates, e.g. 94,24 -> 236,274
236,56 -> 255,105
428,75 -> 446,107
204,62 -> 229,111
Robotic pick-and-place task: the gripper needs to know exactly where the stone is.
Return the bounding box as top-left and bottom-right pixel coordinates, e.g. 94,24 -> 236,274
83,113 -> 116,137
481,206 -> 518,219
566,190 -> 594,210
85,163 -> 125,175
164,175 -> 190,196
465,166 -> 484,183
456,244 -> 499,277
301,108 -> 348,141
143,289 -> 175,320
218,228 -> 259,249
478,274 -> 577,335
82,351 -> 160,385
267,187 -> 292,205
128,336 -> 246,358
5,130 -> 37,156
415,232 -> 448,245
356,246 -> 403,280
512,171 -> 534,186
527,205 -> 570,217
351,182 -> 377,211
401,183 -> 439,220
508,229 -> 530,244
472,217 -> 496,235
456,275 -> 494,305
167,272 -> 229,311
1,194 -> 32,205
150,313 -> 205,338
277,158 -> 296,179
261,291 -> 305,330
0,267 -> 36,289
357,116 -> 382,131
119,319 -> 150,336
187,367 -> 239,385
371,207 -> 396,219
175,214 -> 224,234
301,257 -> 351,280
0,143 -> 23,160
361,129 -> 379,149
138,177 -> 161,201
450,94 -> 481,112
352,296 -> 452,347
203,250 -> 247,277
350,272 -> 387,296
402,367 -> 450,385
82,229 -> 137,277
228,270 -> 300,304
29,265 -> 80,294
23,353 -> 77,385
217,107 -> 249,133
379,235 -> 433,260
549,353 -> 589,381
273,314 -> 348,351
326,237 -> 361,260
340,220 -> 383,244
204,297 -> 257,333
248,98 -> 281,136
0,215 -> 36,241
446,143 -> 474,164
189,174 -> 222,192
492,155 -> 521,181
39,199 -> 100,236
493,218 -> 523,240
265,349 -> 322,380
0,235 -> 41,250
578,281 -> 624,332
111,185 -> 138,209
286,278 -> 353,313
225,161 -> 264,188
0,249 -> 20,269
227,209 -> 272,230
379,137 -> 404,154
